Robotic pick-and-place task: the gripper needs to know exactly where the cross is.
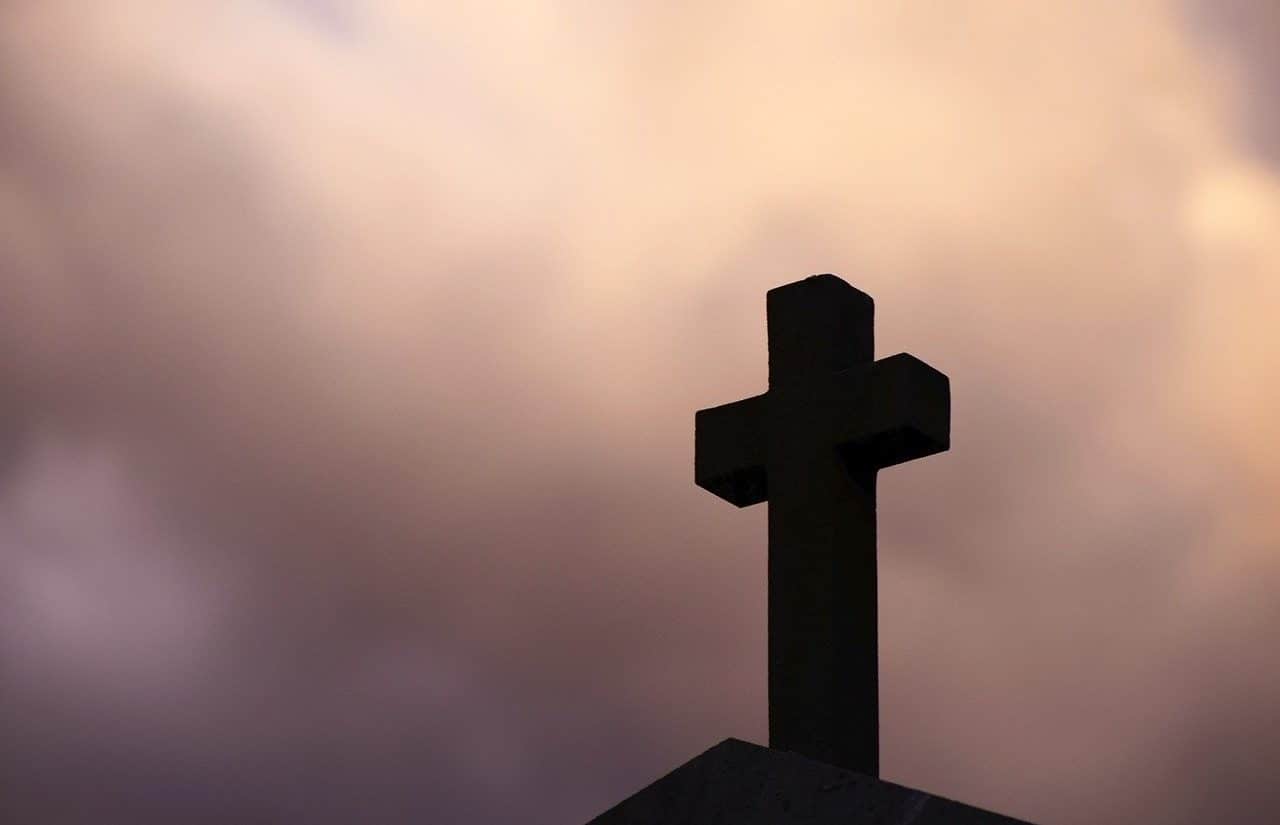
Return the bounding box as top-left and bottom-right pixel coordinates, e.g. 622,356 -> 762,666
694,273 -> 950,778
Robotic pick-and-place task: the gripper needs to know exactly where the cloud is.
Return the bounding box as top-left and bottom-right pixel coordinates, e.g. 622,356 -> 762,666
0,2 -> 1279,824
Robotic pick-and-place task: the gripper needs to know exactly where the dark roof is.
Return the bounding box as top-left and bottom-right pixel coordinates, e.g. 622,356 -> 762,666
586,738 -> 1034,825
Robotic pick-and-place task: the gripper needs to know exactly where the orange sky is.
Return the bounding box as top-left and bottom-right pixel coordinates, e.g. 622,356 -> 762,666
1,3 -> 1279,823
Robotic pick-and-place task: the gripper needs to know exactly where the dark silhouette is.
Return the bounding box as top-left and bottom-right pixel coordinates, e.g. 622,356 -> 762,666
696,273 -> 949,776
588,274 -> 1033,824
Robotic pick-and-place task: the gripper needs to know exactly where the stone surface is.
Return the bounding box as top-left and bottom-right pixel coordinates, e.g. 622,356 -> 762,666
694,275 -> 949,775
586,738 -> 1032,825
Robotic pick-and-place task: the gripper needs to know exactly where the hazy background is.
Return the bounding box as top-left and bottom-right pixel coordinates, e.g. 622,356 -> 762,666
2,2 -> 1278,823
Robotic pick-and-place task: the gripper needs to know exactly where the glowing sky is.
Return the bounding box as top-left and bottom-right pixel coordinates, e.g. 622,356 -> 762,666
2,2 -> 1279,823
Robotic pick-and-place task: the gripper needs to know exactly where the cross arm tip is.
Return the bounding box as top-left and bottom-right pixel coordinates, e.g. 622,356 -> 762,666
695,396 -> 769,507
837,353 -> 951,470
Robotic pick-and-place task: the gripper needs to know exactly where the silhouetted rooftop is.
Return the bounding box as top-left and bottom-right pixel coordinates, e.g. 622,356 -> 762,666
587,738 -> 1032,825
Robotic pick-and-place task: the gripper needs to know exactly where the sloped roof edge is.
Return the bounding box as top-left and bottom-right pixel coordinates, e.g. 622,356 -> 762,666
586,738 -> 1035,825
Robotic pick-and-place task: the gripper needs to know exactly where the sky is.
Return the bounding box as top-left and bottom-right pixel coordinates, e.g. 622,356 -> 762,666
1,2 -> 1279,823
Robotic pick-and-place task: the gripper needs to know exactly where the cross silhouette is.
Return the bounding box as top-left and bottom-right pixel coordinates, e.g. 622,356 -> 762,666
695,274 -> 950,777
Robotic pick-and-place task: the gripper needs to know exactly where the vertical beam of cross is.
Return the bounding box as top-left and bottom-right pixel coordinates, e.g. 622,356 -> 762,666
694,274 -> 950,777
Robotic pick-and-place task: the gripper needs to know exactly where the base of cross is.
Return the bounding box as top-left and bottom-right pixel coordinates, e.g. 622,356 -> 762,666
585,738 -> 1035,825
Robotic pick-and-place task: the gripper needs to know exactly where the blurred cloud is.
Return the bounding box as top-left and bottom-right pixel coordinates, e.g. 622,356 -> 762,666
0,2 -> 1278,824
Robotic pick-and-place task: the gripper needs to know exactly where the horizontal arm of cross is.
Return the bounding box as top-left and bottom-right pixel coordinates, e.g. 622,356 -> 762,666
827,352 -> 950,470
695,354 -> 948,507
695,394 -> 768,507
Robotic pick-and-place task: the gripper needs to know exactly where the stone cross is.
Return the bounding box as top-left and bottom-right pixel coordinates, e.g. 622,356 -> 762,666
695,274 -> 950,778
